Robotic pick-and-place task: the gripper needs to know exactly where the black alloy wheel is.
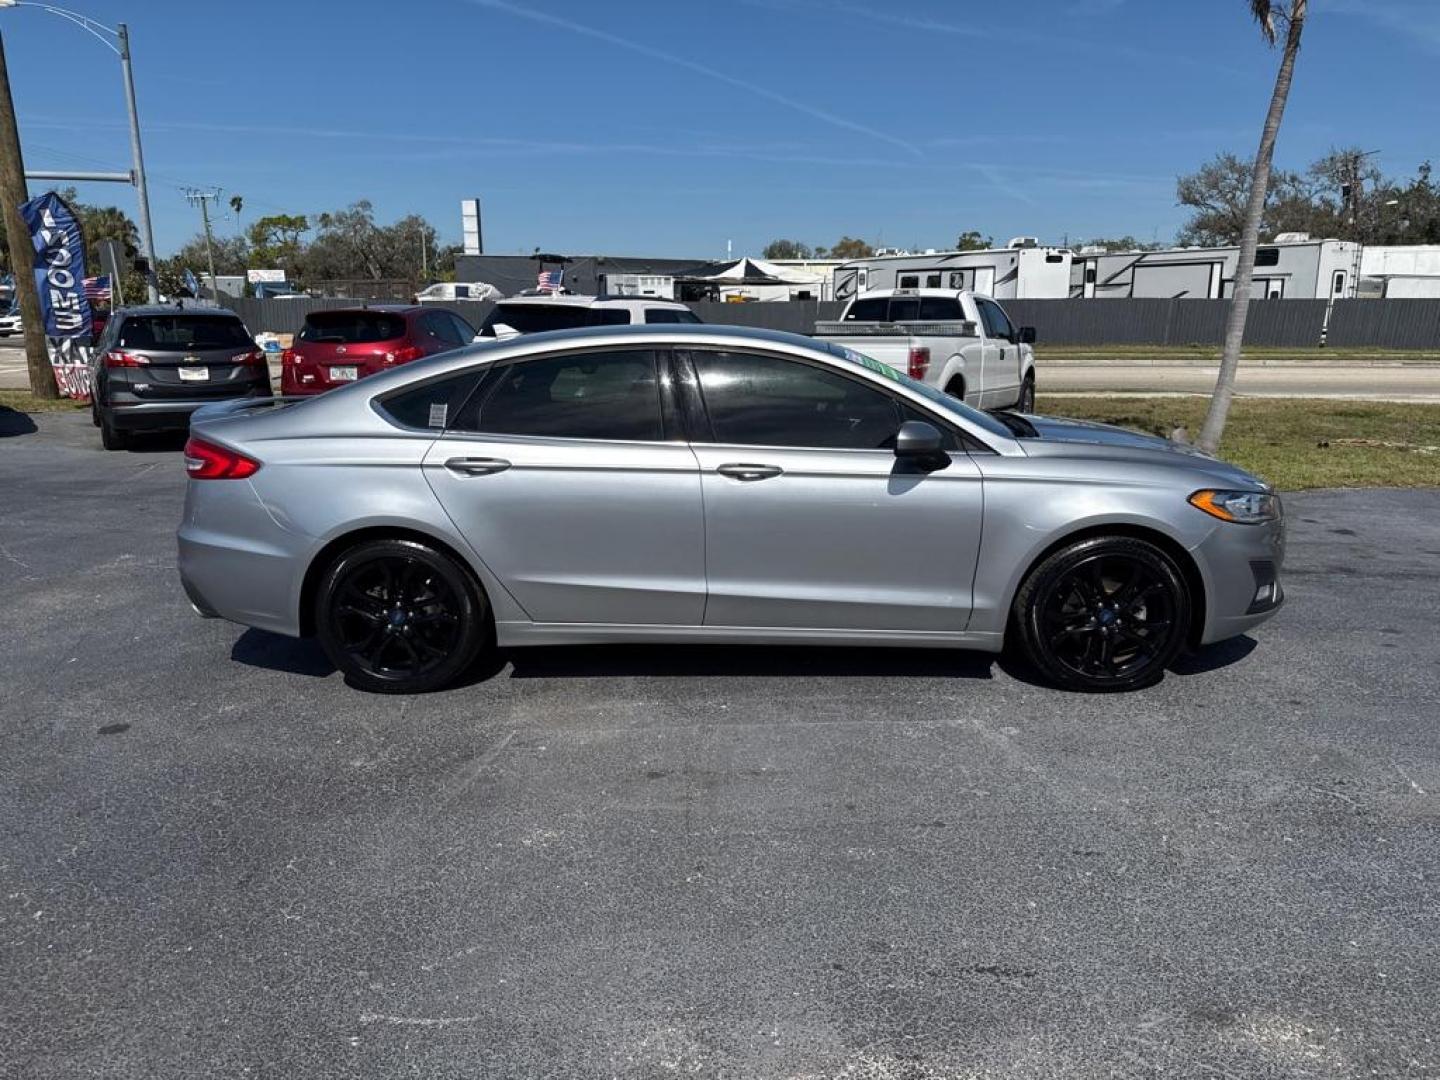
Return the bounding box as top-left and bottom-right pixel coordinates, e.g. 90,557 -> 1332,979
315,538 -> 490,693
1017,374 -> 1036,413
1014,536 -> 1190,692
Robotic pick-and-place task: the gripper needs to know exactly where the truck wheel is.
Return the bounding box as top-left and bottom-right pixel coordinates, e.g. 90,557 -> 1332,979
1017,373 -> 1035,412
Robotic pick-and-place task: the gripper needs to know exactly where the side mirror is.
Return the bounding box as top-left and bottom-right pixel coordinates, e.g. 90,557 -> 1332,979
894,420 -> 948,471
1016,326 -> 1037,345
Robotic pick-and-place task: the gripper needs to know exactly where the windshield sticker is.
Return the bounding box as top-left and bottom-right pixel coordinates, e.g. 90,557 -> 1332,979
428,402 -> 448,428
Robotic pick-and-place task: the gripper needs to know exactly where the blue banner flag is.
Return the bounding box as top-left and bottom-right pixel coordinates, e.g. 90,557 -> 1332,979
19,191 -> 93,340
183,268 -> 201,297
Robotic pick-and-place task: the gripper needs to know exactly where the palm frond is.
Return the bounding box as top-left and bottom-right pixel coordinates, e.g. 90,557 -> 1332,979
1250,0 -> 1278,44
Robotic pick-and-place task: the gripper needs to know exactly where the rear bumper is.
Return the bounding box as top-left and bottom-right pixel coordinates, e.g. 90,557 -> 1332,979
108,387 -> 272,431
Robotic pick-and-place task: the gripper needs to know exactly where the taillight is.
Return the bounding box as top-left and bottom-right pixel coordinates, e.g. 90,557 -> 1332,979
183,436 -> 260,480
105,350 -> 147,368
232,350 -> 266,367
908,345 -> 931,380
280,348 -> 299,365
383,345 -> 425,365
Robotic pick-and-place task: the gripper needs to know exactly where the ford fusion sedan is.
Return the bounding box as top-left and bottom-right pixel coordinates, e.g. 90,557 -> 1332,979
178,325 -> 1284,694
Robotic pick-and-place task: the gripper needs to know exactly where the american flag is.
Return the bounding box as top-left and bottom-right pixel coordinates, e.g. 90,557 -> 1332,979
83,275 -> 112,305
537,268 -> 563,293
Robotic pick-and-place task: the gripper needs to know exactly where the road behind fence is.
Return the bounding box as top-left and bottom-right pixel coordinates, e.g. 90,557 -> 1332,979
221,296 -> 1440,349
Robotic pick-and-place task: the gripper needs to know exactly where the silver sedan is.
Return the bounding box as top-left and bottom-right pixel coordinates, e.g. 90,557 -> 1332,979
177,325 -> 1284,693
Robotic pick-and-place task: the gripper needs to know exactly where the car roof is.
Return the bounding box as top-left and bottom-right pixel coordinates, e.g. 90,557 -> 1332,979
497,294 -> 687,309
300,305 -> 424,316
113,305 -> 246,318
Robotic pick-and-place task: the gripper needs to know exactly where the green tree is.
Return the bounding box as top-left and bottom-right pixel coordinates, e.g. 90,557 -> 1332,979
246,213 -> 309,277
1198,0 -> 1308,455
1176,152 -> 1303,245
955,230 -> 991,251
761,239 -> 814,260
826,236 -> 874,260
1075,236 -> 1165,252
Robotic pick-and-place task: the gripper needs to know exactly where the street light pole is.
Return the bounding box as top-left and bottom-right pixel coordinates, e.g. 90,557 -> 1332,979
116,22 -> 157,302
0,3 -> 159,301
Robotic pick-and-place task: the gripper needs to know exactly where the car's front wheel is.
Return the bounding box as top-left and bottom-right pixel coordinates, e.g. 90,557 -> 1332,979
315,538 -> 492,693
1016,372 -> 1036,413
1013,535 -> 1190,692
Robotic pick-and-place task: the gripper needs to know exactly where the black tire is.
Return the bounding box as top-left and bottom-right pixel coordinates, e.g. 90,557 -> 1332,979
315,538 -> 491,694
90,397 -> 101,427
1012,535 -> 1190,692
99,410 -> 130,450
1016,372 -> 1036,413
945,376 -> 965,402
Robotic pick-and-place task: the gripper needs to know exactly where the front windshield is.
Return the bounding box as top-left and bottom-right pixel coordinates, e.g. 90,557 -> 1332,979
821,341 -> 1015,441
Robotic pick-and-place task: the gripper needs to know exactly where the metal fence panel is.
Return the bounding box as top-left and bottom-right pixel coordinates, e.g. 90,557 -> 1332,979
1326,300 -> 1440,349
685,301 -> 844,334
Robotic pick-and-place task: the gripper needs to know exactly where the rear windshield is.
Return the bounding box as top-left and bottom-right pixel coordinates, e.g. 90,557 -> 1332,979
478,304 -> 637,337
643,307 -> 702,324
298,311 -> 406,343
118,315 -> 251,350
843,297 -> 890,321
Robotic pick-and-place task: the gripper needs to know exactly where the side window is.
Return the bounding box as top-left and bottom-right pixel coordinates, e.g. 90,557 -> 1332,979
644,307 -> 701,324
378,371 -> 481,430
978,299 -> 1014,340
691,350 -> 902,450
1255,247 -> 1280,267
470,349 -> 662,442
448,312 -> 477,342
588,308 -> 631,327
918,296 -> 964,321
898,275 -> 919,289
925,273 -> 942,288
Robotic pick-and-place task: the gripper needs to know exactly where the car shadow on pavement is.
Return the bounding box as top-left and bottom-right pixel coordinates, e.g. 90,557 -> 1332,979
1169,634 -> 1259,675
0,406 -> 38,438
231,628 -> 335,677
504,644 -> 995,681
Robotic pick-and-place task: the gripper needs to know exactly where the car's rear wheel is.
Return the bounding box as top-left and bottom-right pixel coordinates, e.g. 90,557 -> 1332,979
1013,535 -> 1190,692
315,538 -> 491,693
99,410 -> 129,450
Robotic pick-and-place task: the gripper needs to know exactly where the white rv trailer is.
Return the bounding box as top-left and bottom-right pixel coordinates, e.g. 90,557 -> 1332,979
1070,238 -> 1362,301
1357,245 -> 1440,298
832,243 -> 1073,303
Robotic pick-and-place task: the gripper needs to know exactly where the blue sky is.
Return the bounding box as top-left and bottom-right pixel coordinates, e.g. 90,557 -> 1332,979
5,0 -> 1435,259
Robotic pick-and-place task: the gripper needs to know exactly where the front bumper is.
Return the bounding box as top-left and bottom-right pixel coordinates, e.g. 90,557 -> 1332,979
1193,513 -> 1287,645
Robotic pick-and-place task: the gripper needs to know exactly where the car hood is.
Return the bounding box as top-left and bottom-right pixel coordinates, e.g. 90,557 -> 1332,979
1014,412 -> 1269,489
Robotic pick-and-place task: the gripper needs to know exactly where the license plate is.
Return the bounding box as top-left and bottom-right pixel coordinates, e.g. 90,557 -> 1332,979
330,366 -> 358,382
178,366 -> 208,382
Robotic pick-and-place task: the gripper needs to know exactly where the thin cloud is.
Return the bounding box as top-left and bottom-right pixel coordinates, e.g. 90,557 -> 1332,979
456,0 -> 923,157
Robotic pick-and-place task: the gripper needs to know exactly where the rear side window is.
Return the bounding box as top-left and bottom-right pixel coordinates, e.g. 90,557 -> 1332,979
298,312 -> 406,343
118,315 -> 251,350
644,307 -> 701,324
472,350 -> 662,442
378,371 -> 481,430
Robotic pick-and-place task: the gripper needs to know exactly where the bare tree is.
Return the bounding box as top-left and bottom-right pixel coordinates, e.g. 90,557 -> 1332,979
1197,0 -> 1308,454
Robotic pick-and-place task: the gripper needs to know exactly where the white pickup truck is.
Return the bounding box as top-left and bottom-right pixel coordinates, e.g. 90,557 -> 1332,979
815,288 -> 1037,411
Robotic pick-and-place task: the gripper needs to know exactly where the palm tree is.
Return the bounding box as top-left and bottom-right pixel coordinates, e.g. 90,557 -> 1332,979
1197,0 -> 1309,454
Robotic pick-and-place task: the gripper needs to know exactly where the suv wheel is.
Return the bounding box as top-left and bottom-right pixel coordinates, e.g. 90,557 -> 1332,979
99,410 -> 130,450
1013,536 -> 1190,692
315,538 -> 492,693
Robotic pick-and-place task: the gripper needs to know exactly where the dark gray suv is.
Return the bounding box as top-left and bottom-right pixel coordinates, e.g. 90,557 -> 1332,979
90,306 -> 272,449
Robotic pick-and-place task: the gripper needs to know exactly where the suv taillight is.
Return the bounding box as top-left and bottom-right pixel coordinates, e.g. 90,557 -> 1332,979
232,350 -> 266,367
280,348 -> 299,365
383,345 -> 424,364
184,437 -> 260,480
907,346 -> 931,380
105,350 -> 146,368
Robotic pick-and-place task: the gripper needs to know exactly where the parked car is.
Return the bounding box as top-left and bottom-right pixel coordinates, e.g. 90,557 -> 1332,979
281,306 -> 477,395
0,311 -> 21,337
815,288 -> 1036,411
414,281 -> 503,303
179,324 -> 1284,695
89,305 -> 271,450
476,295 -> 700,338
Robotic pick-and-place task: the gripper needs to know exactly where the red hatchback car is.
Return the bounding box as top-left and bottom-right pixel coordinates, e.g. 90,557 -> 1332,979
280,306 -> 477,396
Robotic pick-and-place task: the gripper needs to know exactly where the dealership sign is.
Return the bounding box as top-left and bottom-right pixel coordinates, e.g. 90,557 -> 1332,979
19,191 -> 95,400
247,268 -> 286,283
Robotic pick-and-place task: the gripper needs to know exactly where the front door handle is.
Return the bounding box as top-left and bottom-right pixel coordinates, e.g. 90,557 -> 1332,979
444,456 -> 511,477
716,463 -> 783,482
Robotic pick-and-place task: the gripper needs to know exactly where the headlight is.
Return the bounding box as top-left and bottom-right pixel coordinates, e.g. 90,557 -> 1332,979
1189,489 -> 1281,524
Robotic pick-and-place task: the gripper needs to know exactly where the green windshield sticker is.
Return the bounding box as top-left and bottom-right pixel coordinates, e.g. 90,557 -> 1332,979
846,349 -> 902,382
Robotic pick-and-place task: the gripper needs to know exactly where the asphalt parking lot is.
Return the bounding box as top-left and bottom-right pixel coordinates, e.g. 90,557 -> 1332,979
2,412 -> 1438,1079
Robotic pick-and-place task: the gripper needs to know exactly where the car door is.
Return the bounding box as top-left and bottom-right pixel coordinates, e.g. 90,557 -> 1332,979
421,346 -> 705,626
679,347 -> 984,633
976,298 -> 1021,407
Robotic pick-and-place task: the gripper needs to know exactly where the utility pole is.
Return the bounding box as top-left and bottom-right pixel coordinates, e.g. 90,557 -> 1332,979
0,29 -> 57,398
116,23 -> 157,302
186,189 -> 220,303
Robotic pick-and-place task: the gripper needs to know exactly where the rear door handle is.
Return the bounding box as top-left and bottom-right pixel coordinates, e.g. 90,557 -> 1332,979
444,456 -> 511,477
716,463 -> 783,481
